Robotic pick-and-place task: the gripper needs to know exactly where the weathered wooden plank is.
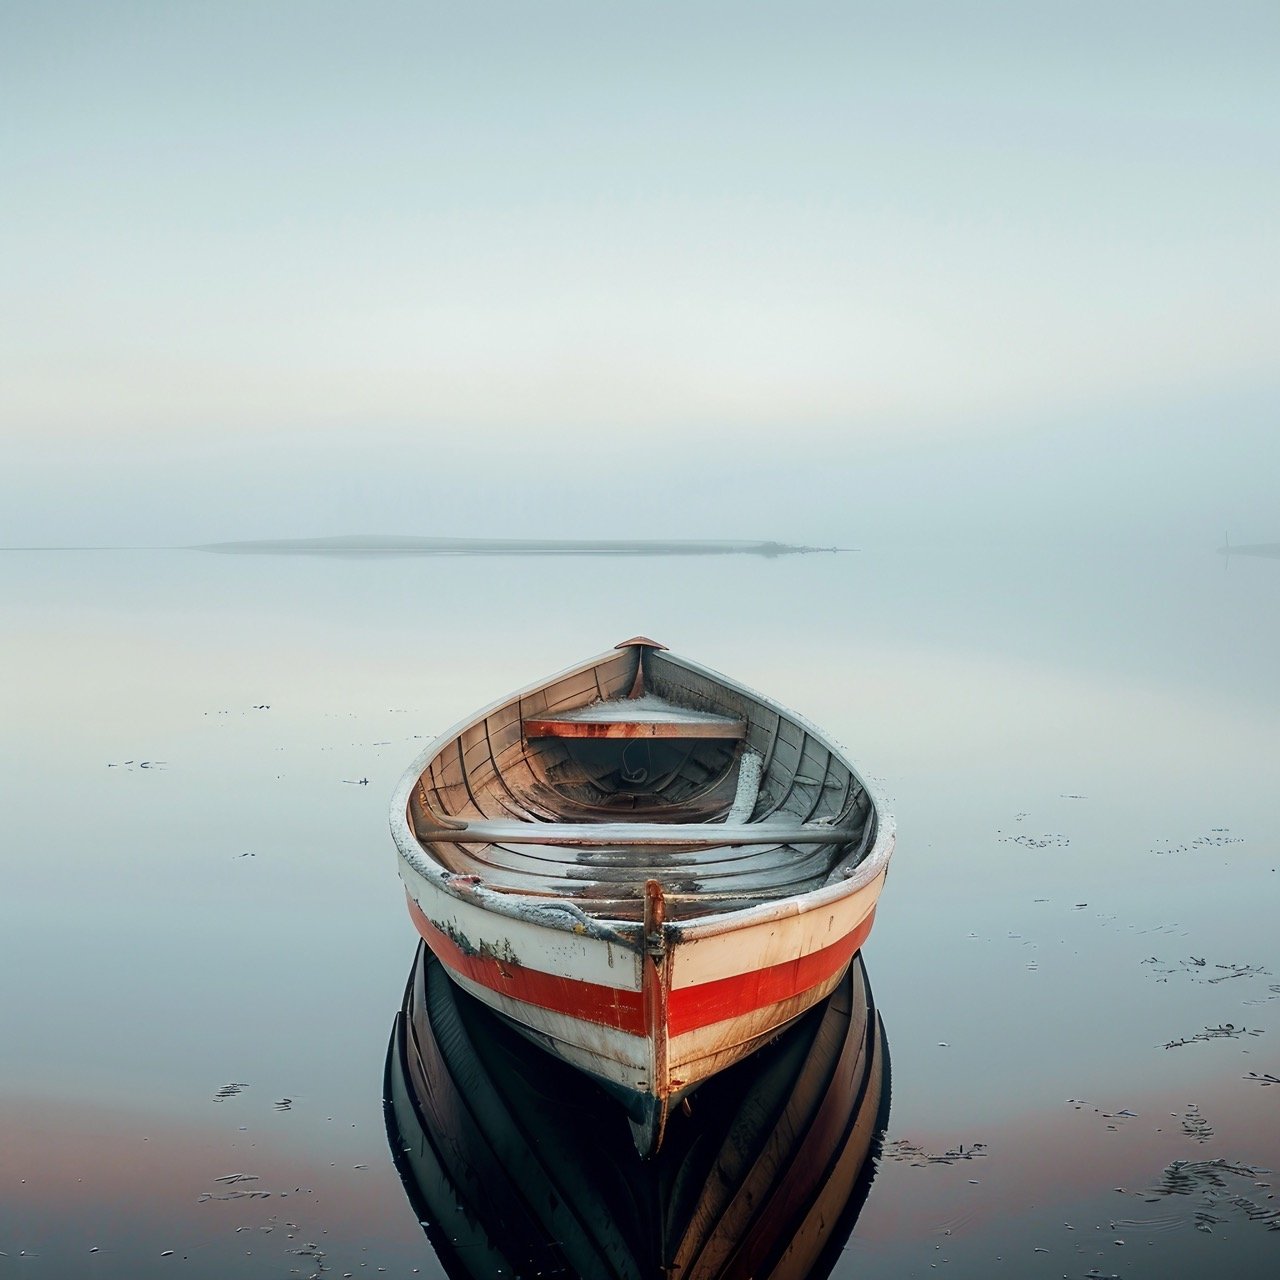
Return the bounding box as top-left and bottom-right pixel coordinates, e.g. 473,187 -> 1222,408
485,711 -> 524,759
747,708 -> 783,768
430,751 -> 465,792
439,854 -> 836,906
461,735 -> 496,782
773,736 -> 831,818
467,845 -> 838,893
455,740 -> 496,819
761,725 -> 804,810
646,665 -> 745,718
523,715 -> 747,740
540,669 -> 606,714
416,819 -> 857,847
797,752 -> 837,822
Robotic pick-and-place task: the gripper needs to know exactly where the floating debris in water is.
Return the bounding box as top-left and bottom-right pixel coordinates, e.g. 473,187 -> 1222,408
1207,963 -> 1269,984
884,1138 -> 988,1166
1066,1100 -> 1138,1130
1144,1158 -> 1278,1233
1151,828 -> 1245,855
288,1242 -> 326,1269
1164,1024 -> 1264,1049
997,830 -> 1070,849
1180,1104 -> 1214,1143
1244,983 -> 1280,1007
1142,955 -> 1269,985
199,1174 -> 272,1203
1244,1071 -> 1280,1087
1101,1107 -> 1136,1129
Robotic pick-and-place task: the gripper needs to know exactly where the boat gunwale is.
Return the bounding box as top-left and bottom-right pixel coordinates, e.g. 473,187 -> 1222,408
390,646 -> 895,941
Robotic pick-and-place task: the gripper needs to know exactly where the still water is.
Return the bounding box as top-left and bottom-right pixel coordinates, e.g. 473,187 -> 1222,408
2,543 -> 1277,1277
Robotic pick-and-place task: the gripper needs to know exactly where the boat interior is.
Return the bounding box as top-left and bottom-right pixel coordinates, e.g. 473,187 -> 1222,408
407,641 -> 877,920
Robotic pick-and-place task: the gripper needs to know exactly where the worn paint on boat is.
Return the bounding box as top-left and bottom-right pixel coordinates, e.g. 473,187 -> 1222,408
390,638 -> 895,1153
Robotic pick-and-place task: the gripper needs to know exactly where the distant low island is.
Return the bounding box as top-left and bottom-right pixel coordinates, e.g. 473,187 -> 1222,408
194,535 -> 849,558
1218,540 -> 1280,561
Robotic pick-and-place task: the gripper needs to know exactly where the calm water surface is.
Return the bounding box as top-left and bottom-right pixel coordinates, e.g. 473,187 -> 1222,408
2,544 -> 1277,1277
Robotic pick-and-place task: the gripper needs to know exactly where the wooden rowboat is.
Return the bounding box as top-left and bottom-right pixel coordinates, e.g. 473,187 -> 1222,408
384,940 -> 890,1280
390,637 -> 895,1153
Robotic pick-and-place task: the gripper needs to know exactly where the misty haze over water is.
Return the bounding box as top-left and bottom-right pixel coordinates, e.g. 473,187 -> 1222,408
3,1 -> 1277,1275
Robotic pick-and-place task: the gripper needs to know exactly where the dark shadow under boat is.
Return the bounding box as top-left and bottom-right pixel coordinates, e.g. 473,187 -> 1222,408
384,942 -> 890,1280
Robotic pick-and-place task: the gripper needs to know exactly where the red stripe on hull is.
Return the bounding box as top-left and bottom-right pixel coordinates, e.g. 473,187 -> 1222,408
406,892 -> 876,1039
407,897 -> 647,1034
669,906 -> 877,1037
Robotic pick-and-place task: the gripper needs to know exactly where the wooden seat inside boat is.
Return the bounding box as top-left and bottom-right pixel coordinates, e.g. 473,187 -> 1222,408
427,828 -> 863,921
523,697 -> 747,741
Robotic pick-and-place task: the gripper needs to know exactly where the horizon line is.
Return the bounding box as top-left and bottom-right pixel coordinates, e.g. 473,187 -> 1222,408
1,535 -> 858,557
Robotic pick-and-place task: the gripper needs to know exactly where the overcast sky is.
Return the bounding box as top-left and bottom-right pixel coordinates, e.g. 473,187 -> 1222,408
2,1 -> 1275,547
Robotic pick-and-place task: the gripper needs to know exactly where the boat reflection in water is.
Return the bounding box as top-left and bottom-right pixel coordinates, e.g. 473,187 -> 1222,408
384,942 -> 890,1280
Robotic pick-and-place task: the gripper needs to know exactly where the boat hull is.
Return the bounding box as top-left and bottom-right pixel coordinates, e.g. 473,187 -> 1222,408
400,854 -> 887,1146
391,642 -> 895,1152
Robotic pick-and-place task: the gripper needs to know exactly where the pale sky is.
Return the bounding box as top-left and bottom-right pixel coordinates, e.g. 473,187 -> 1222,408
2,1 -> 1276,546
